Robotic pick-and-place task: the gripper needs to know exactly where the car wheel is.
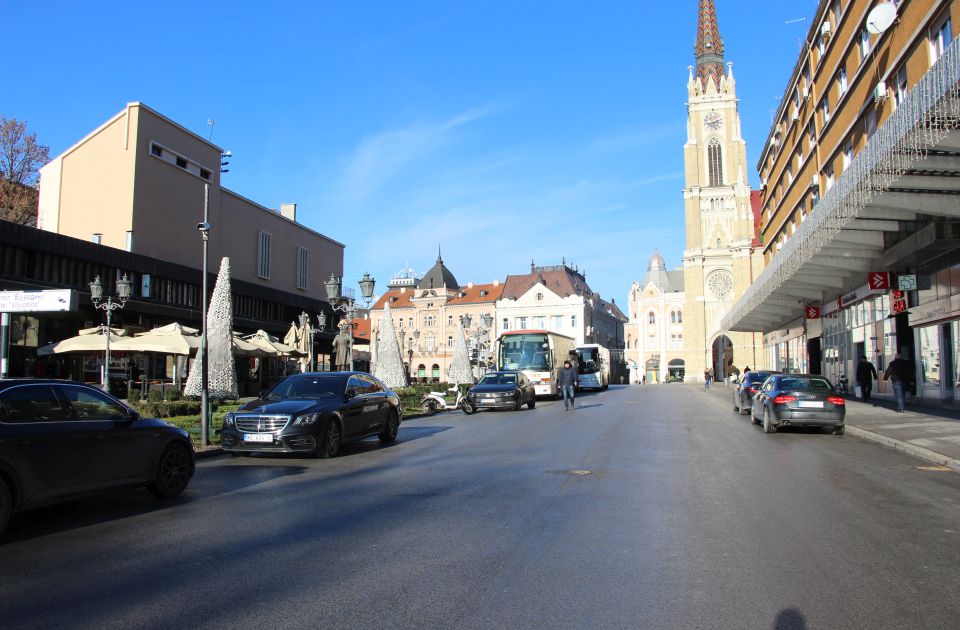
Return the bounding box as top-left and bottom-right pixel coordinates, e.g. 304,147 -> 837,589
763,409 -> 777,434
527,396 -> 536,409
514,394 -> 523,411
0,478 -> 11,537
833,425 -> 845,435
317,421 -> 342,458
148,444 -> 192,498
461,400 -> 474,415
422,399 -> 437,416
379,411 -> 400,443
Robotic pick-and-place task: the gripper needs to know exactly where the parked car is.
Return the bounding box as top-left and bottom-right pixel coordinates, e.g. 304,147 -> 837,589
220,372 -> 401,458
732,370 -> 779,415
750,374 -> 845,434
466,371 -> 536,411
0,379 -> 195,536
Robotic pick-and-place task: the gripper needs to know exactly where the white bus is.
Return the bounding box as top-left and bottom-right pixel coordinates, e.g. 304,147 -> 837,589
496,330 -> 577,398
574,344 -> 610,391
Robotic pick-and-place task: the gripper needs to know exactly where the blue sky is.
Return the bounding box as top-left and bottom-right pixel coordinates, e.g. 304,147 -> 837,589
1,1 -> 817,304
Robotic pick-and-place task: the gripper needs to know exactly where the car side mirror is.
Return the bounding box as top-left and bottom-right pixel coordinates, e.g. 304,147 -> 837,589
257,389 -> 268,399
345,387 -> 358,400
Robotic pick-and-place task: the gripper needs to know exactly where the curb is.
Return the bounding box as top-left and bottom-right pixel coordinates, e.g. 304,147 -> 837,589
196,448 -> 224,459
845,425 -> 960,472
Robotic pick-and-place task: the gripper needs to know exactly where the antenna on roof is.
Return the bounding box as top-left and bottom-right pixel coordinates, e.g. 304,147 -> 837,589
207,119 -> 215,142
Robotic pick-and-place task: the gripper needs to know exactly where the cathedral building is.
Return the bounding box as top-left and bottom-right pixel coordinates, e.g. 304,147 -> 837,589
627,0 -> 764,383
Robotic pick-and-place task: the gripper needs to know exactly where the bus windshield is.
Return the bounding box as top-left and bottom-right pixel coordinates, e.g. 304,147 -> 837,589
499,334 -> 551,371
576,348 -> 600,374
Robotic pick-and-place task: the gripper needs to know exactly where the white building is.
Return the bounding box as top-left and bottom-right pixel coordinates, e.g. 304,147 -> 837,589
626,250 -> 686,383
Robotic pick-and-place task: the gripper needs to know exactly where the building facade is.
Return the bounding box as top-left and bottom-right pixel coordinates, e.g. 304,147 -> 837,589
723,0 -> 960,405
681,0 -> 764,382
626,251 -> 687,383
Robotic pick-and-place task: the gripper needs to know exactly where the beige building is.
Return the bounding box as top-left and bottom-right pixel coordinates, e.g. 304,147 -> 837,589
681,0 -> 764,381
38,102 -> 344,296
369,254 -> 503,382
626,250 -> 687,383
723,0 -> 960,404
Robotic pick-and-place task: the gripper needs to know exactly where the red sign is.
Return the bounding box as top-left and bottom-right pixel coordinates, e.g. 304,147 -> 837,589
805,306 -> 820,319
868,272 -> 890,290
892,290 -> 904,300
892,298 -> 908,314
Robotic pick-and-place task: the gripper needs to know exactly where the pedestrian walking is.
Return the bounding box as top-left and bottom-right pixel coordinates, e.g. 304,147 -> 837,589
642,374 -> 646,385
704,367 -> 713,389
743,365 -> 751,375
557,359 -> 579,410
883,353 -> 911,412
856,355 -> 878,402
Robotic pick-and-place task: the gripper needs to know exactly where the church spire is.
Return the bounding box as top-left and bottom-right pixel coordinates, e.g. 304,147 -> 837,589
694,0 -> 726,91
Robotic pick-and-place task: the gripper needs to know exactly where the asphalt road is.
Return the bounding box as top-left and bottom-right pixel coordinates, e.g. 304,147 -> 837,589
2,384 -> 959,629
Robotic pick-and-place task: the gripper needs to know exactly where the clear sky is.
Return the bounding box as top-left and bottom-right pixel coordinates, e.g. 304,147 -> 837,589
1,0 -> 817,305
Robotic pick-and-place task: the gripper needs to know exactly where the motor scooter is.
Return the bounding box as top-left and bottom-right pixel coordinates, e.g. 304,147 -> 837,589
421,385 -> 473,415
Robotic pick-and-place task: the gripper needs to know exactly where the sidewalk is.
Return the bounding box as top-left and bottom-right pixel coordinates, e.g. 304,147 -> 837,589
704,382 -> 960,472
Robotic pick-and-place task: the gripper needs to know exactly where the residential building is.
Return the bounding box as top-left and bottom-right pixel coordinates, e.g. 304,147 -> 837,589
723,0 -> 960,404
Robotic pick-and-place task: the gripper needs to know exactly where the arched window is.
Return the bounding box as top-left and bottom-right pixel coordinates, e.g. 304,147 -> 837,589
670,311 -> 677,324
677,310 -> 683,323
648,312 -> 656,325
708,138 -> 723,187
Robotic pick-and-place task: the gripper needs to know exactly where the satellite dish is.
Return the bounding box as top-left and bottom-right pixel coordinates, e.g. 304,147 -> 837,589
867,2 -> 897,35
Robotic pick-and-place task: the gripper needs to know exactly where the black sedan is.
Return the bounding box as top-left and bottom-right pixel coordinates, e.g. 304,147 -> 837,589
732,370 -> 779,415
0,379 -> 195,536
466,371 -> 536,411
220,372 -> 401,458
750,374 -> 846,434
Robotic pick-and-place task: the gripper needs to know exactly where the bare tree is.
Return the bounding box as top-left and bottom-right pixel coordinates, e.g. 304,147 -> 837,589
0,116 -> 50,226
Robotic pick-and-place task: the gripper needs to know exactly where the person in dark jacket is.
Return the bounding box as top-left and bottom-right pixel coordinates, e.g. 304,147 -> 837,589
883,353 -> 911,412
856,356 -> 878,402
557,360 -> 579,410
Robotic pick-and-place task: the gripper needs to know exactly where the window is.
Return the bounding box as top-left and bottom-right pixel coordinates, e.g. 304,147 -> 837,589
517,317 -> 527,329
707,138 -> 723,187
536,292 -> 544,301
859,26 -> 872,63
837,67 -> 848,97
812,187 -> 820,208
176,156 -> 188,169
296,247 -> 308,290
92,233 -> 102,244
534,316 -> 545,329
200,168 -> 211,180
502,317 -> 509,331
426,336 -> 436,351
448,315 -> 453,326
0,385 -> 71,422
670,311 -> 677,324
820,97 -> 831,126
257,231 -> 272,279
865,108 -> 878,139
571,315 -> 577,329
893,65 -> 908,109
409,318 -> 413,328
552,315 -> 563,328
817,34 -> 826,59
807,120 -> 816,153
58,384 -> 127,420
676,310 -> 683,323
447,336 -> 453,348
786,160 -> 794,185
825,164 -> 835,191
648,312 -> 656,325
648,334 -> 656,346
842,139 -> 853,171
151,144 -> 163,157
398,318 -> 403,330
930,12 -> 952,66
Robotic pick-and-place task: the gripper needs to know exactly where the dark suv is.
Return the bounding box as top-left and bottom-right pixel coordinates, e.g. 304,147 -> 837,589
220,372 -> 402,458
0,379 -> 195,536
733,370 -> 778,415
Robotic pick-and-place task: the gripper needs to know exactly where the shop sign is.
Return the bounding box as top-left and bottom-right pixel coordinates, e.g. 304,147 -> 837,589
868,272 -> 890,290
891,290 -> 908,315
909,293 -> 960,327
805,306 -> 820,319
0,290 -> 77,312
897,274 -> 917,290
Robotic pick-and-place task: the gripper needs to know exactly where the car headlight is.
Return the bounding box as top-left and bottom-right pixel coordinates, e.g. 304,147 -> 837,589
294,412 -> 319,426
223,412 -> 235,428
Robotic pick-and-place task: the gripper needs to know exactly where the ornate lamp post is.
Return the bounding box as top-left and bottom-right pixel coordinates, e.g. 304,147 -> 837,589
323,272 -> 376,371
89,273 -> 132,390
298,311 -> 325,372
462,313 -> 494,378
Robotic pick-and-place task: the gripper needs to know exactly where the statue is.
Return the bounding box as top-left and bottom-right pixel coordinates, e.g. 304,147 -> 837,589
332,321 -> 353,371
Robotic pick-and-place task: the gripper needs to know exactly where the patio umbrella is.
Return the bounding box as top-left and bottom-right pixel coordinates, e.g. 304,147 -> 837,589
37,326 -> 130,356
114,322 -> 200,356
233,334 -> 271,357
243,330 -> 305,357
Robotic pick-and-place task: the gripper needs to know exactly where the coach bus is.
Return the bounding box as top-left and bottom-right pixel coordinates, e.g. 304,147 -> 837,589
574,344 -> 610,391
496,330 -> 576,398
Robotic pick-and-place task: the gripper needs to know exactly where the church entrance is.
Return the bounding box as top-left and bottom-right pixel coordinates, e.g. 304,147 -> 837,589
712,335 -> 733,381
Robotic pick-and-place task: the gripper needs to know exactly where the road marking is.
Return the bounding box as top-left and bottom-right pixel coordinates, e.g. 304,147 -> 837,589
914,465 -> 953,472
546,469 -> 593,476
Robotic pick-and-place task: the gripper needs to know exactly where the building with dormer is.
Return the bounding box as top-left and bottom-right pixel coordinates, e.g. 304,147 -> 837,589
626,250 -> 687,383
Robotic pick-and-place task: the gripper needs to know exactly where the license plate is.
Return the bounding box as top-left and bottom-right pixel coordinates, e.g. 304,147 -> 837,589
798,401 -> 824,408
243,433 -> 274,443
483,395 -> 496,400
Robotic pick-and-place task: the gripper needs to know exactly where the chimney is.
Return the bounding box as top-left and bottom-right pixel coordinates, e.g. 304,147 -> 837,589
280,203 -> 297,222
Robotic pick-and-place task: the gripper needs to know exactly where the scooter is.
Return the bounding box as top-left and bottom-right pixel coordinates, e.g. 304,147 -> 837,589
421,385 -> 473,415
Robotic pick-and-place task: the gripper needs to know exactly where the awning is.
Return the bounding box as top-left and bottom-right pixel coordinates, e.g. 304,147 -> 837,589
37,326 -> 129,356
723,37 -> 960,333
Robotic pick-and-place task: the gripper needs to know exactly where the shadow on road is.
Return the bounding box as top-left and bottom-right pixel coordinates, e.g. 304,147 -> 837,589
773,607 -> 808,629
573,404 -> 603,410
1,464 -> 310,544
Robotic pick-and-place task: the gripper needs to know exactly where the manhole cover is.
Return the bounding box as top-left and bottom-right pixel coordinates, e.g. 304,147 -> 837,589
546,469 -> 593,476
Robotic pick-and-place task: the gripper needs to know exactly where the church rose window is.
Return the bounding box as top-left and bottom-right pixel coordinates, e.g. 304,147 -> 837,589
707,271 -> 734,298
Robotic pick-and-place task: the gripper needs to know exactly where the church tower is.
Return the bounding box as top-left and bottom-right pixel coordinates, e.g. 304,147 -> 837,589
682,0 -> 760,381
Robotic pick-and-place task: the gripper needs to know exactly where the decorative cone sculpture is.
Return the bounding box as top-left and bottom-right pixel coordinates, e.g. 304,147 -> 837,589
448,321 -> 475,386
374,302 -> 407,389
185,257 -> 238,399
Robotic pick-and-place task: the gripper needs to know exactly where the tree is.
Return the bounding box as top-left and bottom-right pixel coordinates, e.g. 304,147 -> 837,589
0,115 -> 50,226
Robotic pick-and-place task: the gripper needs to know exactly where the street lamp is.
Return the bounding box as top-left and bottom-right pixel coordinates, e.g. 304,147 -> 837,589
322,272 -> 376,371
198,185 -> 212,446
89,273 -> 132,390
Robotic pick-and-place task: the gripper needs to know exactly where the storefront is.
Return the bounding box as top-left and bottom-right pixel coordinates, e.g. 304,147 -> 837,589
908,263 -> 960,404
762,319 -> 807,374
820,287 -> 896,397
